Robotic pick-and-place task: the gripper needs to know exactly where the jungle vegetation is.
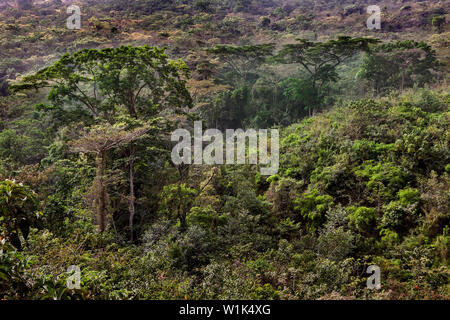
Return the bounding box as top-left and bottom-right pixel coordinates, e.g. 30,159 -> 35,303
0,0 -> 448,300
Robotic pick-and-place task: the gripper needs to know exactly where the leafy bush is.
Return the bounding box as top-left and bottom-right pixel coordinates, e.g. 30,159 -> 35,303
348,206 -> 375,234
294,189 -> 334,230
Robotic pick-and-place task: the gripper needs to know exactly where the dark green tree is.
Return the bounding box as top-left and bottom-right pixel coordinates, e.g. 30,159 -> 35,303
359,41 -> 439,94
0,179 -> 41,250
276,36 -> 379,114
12,46 -> 192,123
206,43 -> 275,86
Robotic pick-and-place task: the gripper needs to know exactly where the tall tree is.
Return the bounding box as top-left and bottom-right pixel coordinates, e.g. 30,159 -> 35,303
276,36 -> 379,114
12,46 -> 192,123
69,123 -> 148,233
12,46 -> 193,240
206,43 -> 275,86
359,41 -> 439,94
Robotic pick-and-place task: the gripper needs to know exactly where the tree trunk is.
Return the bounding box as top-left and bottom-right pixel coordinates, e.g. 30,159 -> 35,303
177,183 -> 187,231
128,143 -> 135,242
128,97 -> 138,242
96,151 -> 107,233
401,69 -> 405,92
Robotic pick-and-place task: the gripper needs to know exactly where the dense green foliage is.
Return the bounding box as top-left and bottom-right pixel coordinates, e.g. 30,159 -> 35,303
0,0 -> 448,300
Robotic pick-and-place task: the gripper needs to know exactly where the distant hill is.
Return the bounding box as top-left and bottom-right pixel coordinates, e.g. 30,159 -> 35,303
0,0 -> 448,96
